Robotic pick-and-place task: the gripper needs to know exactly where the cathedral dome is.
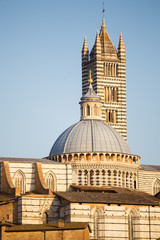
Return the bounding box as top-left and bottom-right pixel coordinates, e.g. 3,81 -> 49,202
49,119 -> 131,156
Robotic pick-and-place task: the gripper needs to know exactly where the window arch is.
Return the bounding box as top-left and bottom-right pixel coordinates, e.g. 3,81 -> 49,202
45,171 -> 56,191
92,207 -> 103,239
127,208 -> 138,240
13,170 -> 26,194
81,105 -> 83,117
90,170 -> 94,185
152,178 -> 160,195
78,170 -> 82,185
42,211 -> 49,224
86,104 -> 90,116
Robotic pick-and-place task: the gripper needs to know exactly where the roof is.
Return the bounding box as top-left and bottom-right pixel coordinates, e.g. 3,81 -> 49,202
99,18 -> 117,56
71,185 -> 117,193
49,119 -> 131,156
4,222 -> 91,232
155,192 -> 160,199
54,188 -> 160,206
0,193 -> 16,204
141,165 -> 160,171
0,157 -> 55,164
81,84 -> 100,100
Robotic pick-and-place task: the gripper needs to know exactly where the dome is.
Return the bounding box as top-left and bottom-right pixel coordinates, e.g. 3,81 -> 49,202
49,120 -> 131,156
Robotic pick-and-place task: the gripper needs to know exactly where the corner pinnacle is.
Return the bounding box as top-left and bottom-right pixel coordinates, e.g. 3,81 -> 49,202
82,36 -> 89,52
118,32 -> 125,49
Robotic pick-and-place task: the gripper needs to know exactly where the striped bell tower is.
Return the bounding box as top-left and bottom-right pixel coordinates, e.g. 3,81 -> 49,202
81,18 -> 127,141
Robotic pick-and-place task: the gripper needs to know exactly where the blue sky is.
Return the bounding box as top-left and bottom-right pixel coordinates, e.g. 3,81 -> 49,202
0,0 -> 160,165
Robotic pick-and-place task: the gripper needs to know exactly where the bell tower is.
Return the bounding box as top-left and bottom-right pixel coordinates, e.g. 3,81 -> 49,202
81,18 -> 127,141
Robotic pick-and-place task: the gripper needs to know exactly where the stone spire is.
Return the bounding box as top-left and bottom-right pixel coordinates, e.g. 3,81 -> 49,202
80,70 -> 101,121
99,17 -> 117,55
82,36 -> 89,54
95,30 -> 101,56
118,32 -> 125,61
102,17 -> 105,27
118,32 -> 125,50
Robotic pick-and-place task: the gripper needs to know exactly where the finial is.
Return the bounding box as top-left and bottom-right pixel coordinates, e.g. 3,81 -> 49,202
88,70 -> 93,85
102,2 -> 105,18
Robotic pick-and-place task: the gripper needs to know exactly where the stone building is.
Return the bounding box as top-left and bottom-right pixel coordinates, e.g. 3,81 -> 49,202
0,18 -> 160,240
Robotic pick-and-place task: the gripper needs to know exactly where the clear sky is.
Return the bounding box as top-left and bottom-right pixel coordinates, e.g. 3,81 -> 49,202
0,0 -> 160,165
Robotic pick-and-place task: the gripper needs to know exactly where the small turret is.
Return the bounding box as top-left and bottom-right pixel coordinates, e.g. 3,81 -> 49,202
80,70 -> 101,121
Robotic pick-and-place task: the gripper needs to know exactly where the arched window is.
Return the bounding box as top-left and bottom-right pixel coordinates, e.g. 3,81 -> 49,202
108,111 -> 111,122
78,170 -> 82,185
84,170 -> 88,185
126,172 -> 129,188
134,173 -> 137,189
14,170 -> 25,194
42,212 -> 49,224
113,170 -> 117,186
127,208 -> 138,240
152,178 -> 160,195
92,207 -> 103,239
96,170 -> 100,185
118,171 -> 121,187
122,171 -> 125,187
90,170 -> 94,185
81,105 -> 83,117
128,213 -> 134,240
86,104 -> 90,116
45,172 -> 56,190
102,170 -> 105,186
107,170 -> 111,186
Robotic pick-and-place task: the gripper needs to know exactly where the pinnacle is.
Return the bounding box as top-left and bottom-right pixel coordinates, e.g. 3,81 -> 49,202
82,36 -> 89,52
95,30 -> 100,45
118,32 -> 125,49
102,17 -> 105,27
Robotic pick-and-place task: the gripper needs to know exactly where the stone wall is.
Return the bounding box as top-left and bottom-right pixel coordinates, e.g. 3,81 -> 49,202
0,201 -> 17,223
0,161 -> 72,195
138,170 -> 160,195
18,195 -> 60,224
61,203 -> 160,240
0,225 -> 90,240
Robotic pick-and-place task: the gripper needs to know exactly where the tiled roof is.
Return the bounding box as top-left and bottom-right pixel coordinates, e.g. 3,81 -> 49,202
0,157 -> 54,164
0,193 -> 16,204
54,188 -> 160,206
5,222 -> 90,232
141,165 -> 160,171
71,185 -> 118,193
155,192 -> 160,199
81,84 -> 101,100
